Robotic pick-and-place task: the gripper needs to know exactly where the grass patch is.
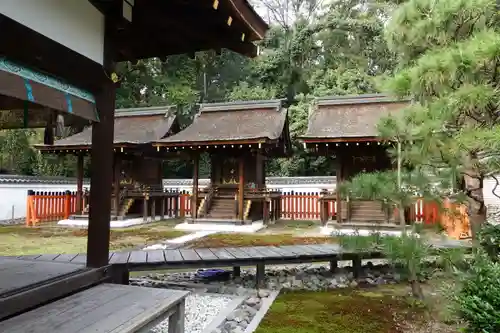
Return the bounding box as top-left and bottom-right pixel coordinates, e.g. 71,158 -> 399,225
187,233 -> 335,248
267,220 -> 320,230
0,220 -> 186,256
256,282 -> 461,333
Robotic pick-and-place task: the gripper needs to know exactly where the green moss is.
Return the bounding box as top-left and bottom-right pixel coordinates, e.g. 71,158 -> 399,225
255,290 -> 423,333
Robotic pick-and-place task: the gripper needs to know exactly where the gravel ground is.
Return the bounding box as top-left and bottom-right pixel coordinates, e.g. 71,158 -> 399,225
152,293 -> 233,333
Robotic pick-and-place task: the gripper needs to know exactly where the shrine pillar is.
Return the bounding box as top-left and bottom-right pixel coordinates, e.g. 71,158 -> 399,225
238,156 -> 245,221
191,153 -> 199,220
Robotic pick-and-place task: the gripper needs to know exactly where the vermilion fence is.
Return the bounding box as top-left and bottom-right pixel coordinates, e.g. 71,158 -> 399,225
26,190 -> 78,226
26,190 -> 440,225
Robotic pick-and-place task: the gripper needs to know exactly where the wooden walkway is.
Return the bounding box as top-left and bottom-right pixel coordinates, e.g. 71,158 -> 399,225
12,240 -> 468,271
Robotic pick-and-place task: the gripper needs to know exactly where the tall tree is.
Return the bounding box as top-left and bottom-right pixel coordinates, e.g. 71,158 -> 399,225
377,0 -> 500,237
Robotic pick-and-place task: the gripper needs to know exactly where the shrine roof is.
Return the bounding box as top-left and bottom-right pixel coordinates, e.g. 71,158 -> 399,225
88,0 -> 269,60
154,100 -> 289,146
35,106 -> 178,151
301,94 -> 409,142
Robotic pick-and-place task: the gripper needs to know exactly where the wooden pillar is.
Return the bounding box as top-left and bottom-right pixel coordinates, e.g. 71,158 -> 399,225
76,152 -> 84,214
113,154 -> 121,217
86,17 -> 115,269
238,156 -> 245,221
191,154 -> 199,220
336,153 -> 343,223
256,152 -> 264,189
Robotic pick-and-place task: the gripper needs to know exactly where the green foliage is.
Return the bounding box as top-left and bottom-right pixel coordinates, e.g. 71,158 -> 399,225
454,253 -> 500,333
478,223 -> 500,262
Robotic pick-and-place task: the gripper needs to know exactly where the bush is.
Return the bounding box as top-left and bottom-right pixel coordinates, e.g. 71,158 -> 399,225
478,223 -> 500,262
454,254 -> 500,333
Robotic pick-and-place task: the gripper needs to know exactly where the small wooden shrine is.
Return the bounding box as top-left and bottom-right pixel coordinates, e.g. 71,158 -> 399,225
301,94 -> 408,227
35,106 -> 181,220
153,100 -> 292,224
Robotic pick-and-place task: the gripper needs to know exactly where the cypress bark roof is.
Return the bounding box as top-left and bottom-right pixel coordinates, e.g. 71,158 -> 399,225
301,94 -> 408,141
155,100 -> 289,146
36,106 -> 178,150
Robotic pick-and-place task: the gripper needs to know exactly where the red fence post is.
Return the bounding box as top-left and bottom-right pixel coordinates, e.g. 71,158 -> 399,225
63,190 -> 71,220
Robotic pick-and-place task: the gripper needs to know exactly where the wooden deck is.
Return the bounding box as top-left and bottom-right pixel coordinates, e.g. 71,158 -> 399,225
0,258 -> 85,297
0,283 -> 189,333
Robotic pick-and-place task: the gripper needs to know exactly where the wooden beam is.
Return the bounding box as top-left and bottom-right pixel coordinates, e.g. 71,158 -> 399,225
87,17 -> 116,269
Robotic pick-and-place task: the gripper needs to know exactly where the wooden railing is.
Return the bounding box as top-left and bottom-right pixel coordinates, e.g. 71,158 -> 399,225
25,190 -> 446,225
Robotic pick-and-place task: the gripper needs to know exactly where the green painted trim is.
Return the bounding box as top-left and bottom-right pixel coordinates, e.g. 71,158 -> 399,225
0,57 -> 95,103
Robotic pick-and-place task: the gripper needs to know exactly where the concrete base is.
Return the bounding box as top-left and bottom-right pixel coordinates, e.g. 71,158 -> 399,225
174,221 -> 265,233
57,215 -> 170,228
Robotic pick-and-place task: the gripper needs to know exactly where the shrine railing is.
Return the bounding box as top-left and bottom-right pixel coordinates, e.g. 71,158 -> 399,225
25,189 -> 442,225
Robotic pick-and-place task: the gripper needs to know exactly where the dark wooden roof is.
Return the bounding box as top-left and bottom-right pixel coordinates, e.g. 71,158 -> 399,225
155,100 -> 289,146
301,94 -> 408,142
89,0 -> 269,61
35,106 -> 178,150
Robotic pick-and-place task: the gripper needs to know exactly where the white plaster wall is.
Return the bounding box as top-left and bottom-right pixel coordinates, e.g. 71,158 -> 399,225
0,0 -> 105,64
483,177 -> 500,206
0,184 -> 79,221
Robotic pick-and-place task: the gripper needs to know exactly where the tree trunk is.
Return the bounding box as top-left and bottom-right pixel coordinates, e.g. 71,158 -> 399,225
409,279 -> 425,300
462,155 -> 486,240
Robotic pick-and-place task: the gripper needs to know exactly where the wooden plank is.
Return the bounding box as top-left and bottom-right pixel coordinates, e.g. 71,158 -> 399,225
109,252 -> 130,264
70,254 -> 87,265
267,246 -> 298,258
194,248 -> 218,261
146,250 -> 166,264
0,283 -> 189,333
224,247 -> 251,259
0,259 -> 84,298
238,247 -> 266,259
252,246 -> 285,258
303,244 -> 334,255
179,249 -> 201,262
20,254 -> 41,260
128,251 -> 147,264
0,267 -> 108,321
35,254 -> 60,261
164,250 -> 184,263
52,254 -> 78,263
312,243 -> 342,253
292,245 -> 326,255
276,245 -> 310,256
209,248 -> 236,260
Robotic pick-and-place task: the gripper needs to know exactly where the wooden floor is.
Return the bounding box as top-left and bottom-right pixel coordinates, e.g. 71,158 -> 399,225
9,240 -> 469,271
0,283 -> 189,333
0,257 -> 85,298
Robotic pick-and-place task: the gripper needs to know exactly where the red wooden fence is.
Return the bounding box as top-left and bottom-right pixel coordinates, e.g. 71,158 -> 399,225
26,190 -> 77,226
26,190 -> 440,225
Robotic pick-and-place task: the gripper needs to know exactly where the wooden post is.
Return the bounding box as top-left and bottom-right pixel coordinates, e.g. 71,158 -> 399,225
256,263 -> 265,288
160,196 -> 166,220
113,154 -> 121,217
143,197 -> 148,222
238,156 -> 245,221
87,76 -> 116,268
169,299 -> 186,333
151,198 -> 156,222
63,190 -> 71,219
329,259 -> 338,273
76,153 -> 84,214
191,154 -> 199,220
336,153 -> 343,223
233,266 -> 241,277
